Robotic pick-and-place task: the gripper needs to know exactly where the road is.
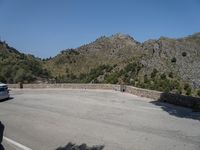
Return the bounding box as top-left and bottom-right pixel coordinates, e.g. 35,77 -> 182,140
0,89 -> 200,150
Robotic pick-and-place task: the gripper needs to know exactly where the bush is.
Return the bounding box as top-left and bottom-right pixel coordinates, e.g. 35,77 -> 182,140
79,73 -> 86,80
171,57 -> 177,63
144,75 -> 149,83
14,69 -> 35,83
182,52 -> 187,57
168,72 -> 173,78
144,75 -> 182,93
184,83 -> 190,91
151,69 -> 158,78
65,68 -> 69,73
160,73 -> 166,80
183,83 -> 192,95
72,65 -> 114,83
124,62 -> 137,73
197,90 -> 200,97
186,87 -> 192,96
105,73 -> 118,84
124,62 -> 142,74
0,75 -> 6,83
68,49 -> 80,55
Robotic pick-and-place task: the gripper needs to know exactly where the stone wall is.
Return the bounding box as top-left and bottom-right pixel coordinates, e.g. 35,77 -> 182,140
8,83 -> 120,91
7,83 -> 200,111
125,86 -> 162,100
158,93 -> 200,111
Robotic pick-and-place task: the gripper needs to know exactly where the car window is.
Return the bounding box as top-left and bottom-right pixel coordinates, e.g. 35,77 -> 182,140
0,87 -> 7,92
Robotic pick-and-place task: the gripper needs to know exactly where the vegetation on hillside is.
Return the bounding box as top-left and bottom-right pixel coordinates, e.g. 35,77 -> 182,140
0,41 -> 51,83
54,59 -> 197,97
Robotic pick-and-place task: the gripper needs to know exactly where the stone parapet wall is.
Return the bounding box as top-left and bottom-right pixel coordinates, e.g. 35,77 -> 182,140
8,84 -> 121,91
125,86 -> 162,100
158,93 -> 200,110
7,84 -> 19,88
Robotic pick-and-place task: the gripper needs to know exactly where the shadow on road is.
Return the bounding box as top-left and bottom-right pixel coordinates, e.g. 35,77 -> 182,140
0,144 -> 5,150
151,101 -> 200,121
0,97 -> 14,103
0,122 -> 4,150
56,142 -> 104,150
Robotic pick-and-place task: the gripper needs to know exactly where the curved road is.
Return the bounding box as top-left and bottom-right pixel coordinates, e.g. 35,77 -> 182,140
0,89 -> 200,150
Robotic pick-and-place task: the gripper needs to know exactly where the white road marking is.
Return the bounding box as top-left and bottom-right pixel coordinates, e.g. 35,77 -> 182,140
3,136 -> 32,150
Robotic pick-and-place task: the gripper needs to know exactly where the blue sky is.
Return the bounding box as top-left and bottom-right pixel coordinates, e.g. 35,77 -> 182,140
0,0 -> 200,58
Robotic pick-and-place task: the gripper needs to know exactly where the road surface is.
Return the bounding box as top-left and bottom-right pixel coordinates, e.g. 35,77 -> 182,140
0,89 -> 200,150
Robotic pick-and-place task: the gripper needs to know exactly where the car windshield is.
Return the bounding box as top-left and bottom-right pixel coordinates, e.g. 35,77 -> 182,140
0,86 -> 7,92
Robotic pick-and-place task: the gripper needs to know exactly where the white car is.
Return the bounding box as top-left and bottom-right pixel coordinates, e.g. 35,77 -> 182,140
0,83 -> 10,100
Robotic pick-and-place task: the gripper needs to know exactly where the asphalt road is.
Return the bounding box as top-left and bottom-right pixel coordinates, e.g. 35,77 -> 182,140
0,89 -> 200,150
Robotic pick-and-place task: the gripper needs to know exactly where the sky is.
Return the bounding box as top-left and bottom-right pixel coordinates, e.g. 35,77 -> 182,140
0,0 -> 200,58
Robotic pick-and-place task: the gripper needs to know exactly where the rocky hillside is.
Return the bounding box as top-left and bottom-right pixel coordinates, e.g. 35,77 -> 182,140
0,41 -> 51,83
44,33 -> 200,96
44,33 -> 143,76
141,33 -> 200,88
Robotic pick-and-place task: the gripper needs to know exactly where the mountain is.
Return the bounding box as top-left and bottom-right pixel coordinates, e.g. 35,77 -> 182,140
0,41 -> 51,83
44,33 -> 142,76
44,32 -> 200,96
0,33 -> 200,97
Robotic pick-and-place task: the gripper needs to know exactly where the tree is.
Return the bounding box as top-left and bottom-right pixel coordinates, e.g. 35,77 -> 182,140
14,68 -> 34,83
14,68 -> 27,83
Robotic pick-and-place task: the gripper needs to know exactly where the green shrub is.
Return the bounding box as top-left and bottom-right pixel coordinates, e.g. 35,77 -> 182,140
184,83 -> 190,91
105,73 -> 118,84
151,68 -> 158,79
124,62 -> 137,73
65,68 -> 69,73
183,83 -> 192,95
182,52 -> 187,57
68,49 -> 80,55
144,75 -> 149,83
197,90 -> 200,97
186,87 -> 192,96
168,72 -> 173,78
171,57 -> 177,63
14,68 -> 34,83
73,65 -> 114,83
0,75 -> 6,83
124,62 -> 142,74
160,73 -> 166,80
79,73 -> 86,80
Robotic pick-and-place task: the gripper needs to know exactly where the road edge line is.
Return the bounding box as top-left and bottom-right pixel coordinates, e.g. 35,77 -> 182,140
3,136 -> 32,150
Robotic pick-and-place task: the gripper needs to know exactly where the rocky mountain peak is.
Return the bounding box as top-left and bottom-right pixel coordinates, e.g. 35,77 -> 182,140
111,33 -> 134,40
109,33 -> 140,46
